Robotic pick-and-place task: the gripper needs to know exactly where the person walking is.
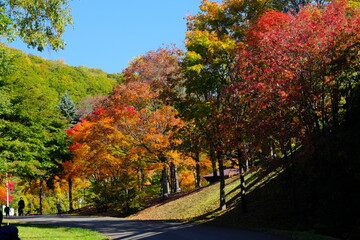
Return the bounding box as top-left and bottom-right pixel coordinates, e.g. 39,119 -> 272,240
4,206 -> 10,217
18,198 -> 25,216
56,202 -> 62,216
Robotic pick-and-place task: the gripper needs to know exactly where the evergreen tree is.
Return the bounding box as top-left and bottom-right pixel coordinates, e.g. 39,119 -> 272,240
56,92 -> 81,125
56,91 -> 81,211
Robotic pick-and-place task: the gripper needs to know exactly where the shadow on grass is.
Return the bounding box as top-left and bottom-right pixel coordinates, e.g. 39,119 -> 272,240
11,222 -> 65,229
195,161 -> 359,240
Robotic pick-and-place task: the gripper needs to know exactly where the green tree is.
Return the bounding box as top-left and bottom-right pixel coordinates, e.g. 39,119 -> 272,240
0,82 -> 68,213
0,0 -> 72,51
0,45 -> 117,210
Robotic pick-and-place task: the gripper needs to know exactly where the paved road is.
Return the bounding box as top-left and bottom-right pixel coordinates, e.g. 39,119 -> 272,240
6,215 -> 290,240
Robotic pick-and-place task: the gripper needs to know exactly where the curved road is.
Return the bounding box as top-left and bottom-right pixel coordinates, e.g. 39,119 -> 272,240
7,215 -> 290,240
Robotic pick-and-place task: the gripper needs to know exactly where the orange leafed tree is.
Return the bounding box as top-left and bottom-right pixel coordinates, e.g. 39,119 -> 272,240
65,80 -> 185,209
103,81 -> 185,197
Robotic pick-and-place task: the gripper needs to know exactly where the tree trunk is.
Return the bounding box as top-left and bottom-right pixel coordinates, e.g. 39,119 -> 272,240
39,180 -> 43,215
240,173 -> 247,213
270,139 -> 276,160
210,143 -> 218,182
140,168 -> 146,190
124,189 -> 130,212
281,141 -> 289,162
238,149 -> 248,213
194,151 -> 202,188
217,151 -> 226,210
173,164 -> 181,193
244,143 -> 250,171
68,178 -> 73,211
170,163 -> 181,193
162,166 -> 170,199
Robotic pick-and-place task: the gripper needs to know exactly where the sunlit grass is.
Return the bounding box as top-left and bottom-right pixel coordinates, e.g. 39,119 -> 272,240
129,171 -> 258,221
4,222 -> 109,240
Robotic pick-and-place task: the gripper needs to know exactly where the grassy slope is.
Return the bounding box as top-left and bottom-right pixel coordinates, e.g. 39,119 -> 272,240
130,176 -> 242,221
130,168 -> 284,221
129,168 -> 339,240
129,171 -> 262,221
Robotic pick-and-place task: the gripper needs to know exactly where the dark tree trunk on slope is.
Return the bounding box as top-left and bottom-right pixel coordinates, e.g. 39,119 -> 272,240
243,144 -> 249,171
217,151 -> 226,210
240,173 -> 247,213
193,151 -> 202,188
124,189 -> 130,213
175,164 -> 181,193
170,163 -> 181,193
68,178 -> 73,211
162,166 -> 170,199
238,149 -> 248,213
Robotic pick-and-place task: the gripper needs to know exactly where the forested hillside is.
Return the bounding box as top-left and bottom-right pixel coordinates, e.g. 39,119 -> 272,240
0,43 -> 119,212
1,45 -> 119,101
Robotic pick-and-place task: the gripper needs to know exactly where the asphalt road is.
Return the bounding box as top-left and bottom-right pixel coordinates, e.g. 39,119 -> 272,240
7,215 -> 291,240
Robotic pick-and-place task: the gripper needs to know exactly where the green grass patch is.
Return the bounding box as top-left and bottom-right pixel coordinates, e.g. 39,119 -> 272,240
3,222 -> 109,240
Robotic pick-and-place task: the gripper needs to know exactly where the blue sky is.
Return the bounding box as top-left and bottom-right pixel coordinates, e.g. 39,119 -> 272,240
8,0 -> 203,73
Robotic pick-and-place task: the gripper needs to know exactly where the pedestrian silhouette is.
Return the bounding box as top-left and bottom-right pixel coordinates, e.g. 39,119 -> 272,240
4,206 -> 10,217
56,202 -> 62,215
18,198 -> 25,216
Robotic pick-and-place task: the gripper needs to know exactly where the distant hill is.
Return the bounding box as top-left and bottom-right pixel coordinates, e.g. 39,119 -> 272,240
2,45 -> 121,103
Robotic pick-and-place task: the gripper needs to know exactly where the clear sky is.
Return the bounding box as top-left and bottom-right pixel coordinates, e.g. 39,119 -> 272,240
7,0 -> 203,73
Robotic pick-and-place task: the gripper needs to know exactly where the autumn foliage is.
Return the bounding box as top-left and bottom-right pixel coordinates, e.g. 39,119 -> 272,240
0,181 -> 14,205
66,71 -> 190,209
230,0 -> 360,157
61,2 -> 360,233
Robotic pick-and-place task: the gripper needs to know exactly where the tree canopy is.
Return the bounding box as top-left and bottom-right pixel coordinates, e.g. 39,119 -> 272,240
0,0 -> 72,51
